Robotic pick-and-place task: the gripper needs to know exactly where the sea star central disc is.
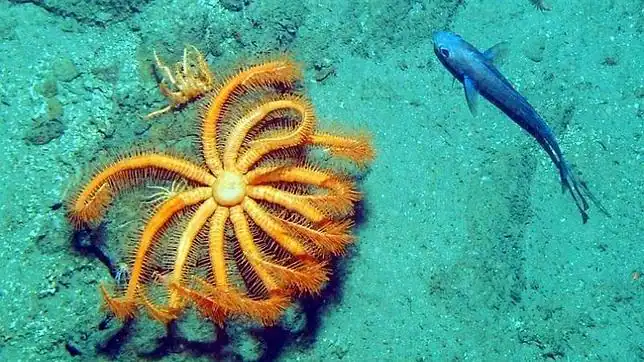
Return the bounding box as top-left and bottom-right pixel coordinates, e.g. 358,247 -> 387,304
213,171 -> 246,206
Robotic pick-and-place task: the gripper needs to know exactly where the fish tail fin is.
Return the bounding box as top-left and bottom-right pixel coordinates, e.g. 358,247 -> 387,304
560,161 -> 611,223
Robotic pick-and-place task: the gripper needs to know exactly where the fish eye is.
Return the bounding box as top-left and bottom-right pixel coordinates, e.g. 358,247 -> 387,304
440,48 -> 450,58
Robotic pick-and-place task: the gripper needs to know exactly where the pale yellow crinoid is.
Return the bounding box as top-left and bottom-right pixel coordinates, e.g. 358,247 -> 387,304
146,45 -> 215,119
67,48 -> 374,326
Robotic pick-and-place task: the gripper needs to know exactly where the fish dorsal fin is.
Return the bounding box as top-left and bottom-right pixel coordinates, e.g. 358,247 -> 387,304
463,76 -> 479,115
483,42 -> 509,65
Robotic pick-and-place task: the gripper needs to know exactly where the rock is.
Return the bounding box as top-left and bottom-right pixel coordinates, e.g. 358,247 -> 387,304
8,0 -> 153,25
219,0 -> 248,12
523,36 -> 547,63
53,58 -> 80,82
38,76 -> 58,98
24,118 -> 65,145
46,97 -> 64,120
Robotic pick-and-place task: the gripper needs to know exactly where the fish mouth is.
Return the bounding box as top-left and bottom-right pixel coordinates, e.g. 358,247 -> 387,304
432,45 -> 442,59
431,31 -> 451,57
431,31 -> 442,47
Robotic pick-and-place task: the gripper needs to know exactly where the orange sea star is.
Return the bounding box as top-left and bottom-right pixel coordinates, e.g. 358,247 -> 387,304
67,50 -> 374,326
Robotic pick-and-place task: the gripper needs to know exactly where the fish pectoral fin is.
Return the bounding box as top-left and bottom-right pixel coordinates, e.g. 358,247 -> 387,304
463,76 -> 479,115
483,42 -> 509,65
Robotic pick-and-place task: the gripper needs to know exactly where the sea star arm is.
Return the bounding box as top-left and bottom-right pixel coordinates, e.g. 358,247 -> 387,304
170,203 -> 297,325
167,207 -> 237,326
166,204 -> 235,325
245,165 -> 359,216
242,197 -> 331,292
309,131 -> 374,165
68,153 -> 215,228
242,197 -> 310,257
186,278 -> 290,326
165,198 -> 218,309
275,217 -> 354,256
227,205 -> 292,323
229,206 -> 279,291
246,185 -> 326,223
138,197 -> 218,324
169,206 -> 267,326
244,195 -> 354,256
169,278 -> 231,326
200,59 -> 302,174
235,97 -> 316,172
101,187 -> 211,320
208,207 -> 230,288
230,204 -> 326,308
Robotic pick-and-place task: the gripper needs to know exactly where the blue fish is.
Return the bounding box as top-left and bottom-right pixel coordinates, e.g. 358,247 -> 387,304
432,31 -> 608,223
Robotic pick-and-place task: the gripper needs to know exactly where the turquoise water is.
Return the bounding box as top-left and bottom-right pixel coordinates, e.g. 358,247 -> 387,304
0,0 -> 642,360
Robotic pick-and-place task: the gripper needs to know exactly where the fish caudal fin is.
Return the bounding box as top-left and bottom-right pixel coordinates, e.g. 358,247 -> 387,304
560,161 -> 610,223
